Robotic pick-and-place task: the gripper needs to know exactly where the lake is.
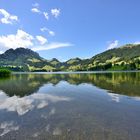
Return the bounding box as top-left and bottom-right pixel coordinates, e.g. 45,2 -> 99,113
0,72 -> 140,140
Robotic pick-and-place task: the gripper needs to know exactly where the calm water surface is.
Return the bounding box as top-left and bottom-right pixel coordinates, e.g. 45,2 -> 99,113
0,72 -> 140,140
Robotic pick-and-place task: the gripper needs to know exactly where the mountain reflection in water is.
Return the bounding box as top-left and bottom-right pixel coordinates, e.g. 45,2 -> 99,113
0,72 -> 140,140
0,72 -> 140,97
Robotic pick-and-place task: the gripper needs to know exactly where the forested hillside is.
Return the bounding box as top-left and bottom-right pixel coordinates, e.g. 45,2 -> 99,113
0,44 -> 140,71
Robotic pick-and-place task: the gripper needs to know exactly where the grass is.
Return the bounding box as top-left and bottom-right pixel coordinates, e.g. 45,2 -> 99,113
0,69 -> 11,77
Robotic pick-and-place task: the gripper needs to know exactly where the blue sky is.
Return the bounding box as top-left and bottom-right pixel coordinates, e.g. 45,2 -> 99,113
0,0 -> 140,61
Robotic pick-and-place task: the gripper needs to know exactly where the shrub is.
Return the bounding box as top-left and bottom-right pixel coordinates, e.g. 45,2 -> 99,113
0,69 -> 11,77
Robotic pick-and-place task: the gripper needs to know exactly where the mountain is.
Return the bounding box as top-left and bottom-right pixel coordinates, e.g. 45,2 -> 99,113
0,48 -> 41,62
0,44 -> 140,71
87,44 -> 140,71
0,48 -> 55,71
92,44 -> 140,62
49,58 -> 60,66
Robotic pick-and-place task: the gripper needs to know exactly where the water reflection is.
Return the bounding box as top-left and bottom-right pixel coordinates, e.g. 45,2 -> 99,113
107,93 -> 120,103
0,91 -> 71,116
0,72 -> 140,97
0,72 -> 140,140
0,121 -> 19,136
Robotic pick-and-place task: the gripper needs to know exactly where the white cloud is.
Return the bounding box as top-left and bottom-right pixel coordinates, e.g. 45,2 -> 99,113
31,8 -> 41,13
40,27 -> 47,32
36,35 -> 48,45
40,27 -> 55,36
48,30 -> 55,36
0,51 -> 3,54
51,8 -> 60,18
31,6 -> 61,20
0,9 -> 18,24
0,29 -> 34,49
43,12 -> 49,20
0,29 -> 72,52
32,42 -> 73,51
107,40 -> 119,50
32,3 -> 39,8
31,2 -> 41,14
133,41 -> 140,45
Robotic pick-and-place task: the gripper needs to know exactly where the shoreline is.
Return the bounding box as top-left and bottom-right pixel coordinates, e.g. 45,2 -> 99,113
12,70 -> 140,75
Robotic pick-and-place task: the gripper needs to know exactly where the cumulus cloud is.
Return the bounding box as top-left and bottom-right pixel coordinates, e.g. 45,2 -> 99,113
31,8 -> 41,13
0,29 -> 72,52
40,27 -> 55,36
107,40 -> 119,50
31,2 -> 41,14
51,8 -> 60,18
32,42 -> 73,51
43,12 -> 49,20
0,9 -> 18,24
36,35 -> 48,45
30,5 -> 61,21
0,29 -> 34,50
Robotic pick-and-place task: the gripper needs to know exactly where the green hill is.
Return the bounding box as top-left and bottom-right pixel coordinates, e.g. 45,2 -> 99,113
0,48 -> 55,71
92,44 -> 140,62
87,44 -> 140,71
0,44 -> 140,71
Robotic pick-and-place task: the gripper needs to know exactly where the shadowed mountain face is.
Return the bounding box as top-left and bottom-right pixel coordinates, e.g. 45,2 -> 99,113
1,44 -> 140,71
0,72 -> 140,97
0,48 -> 56,71
0,48 -> 41,62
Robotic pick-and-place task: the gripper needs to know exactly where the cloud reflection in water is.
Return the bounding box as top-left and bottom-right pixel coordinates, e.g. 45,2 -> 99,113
0,91 -> 72,116
0,121 -> 19,136
107,92 -> 120,103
